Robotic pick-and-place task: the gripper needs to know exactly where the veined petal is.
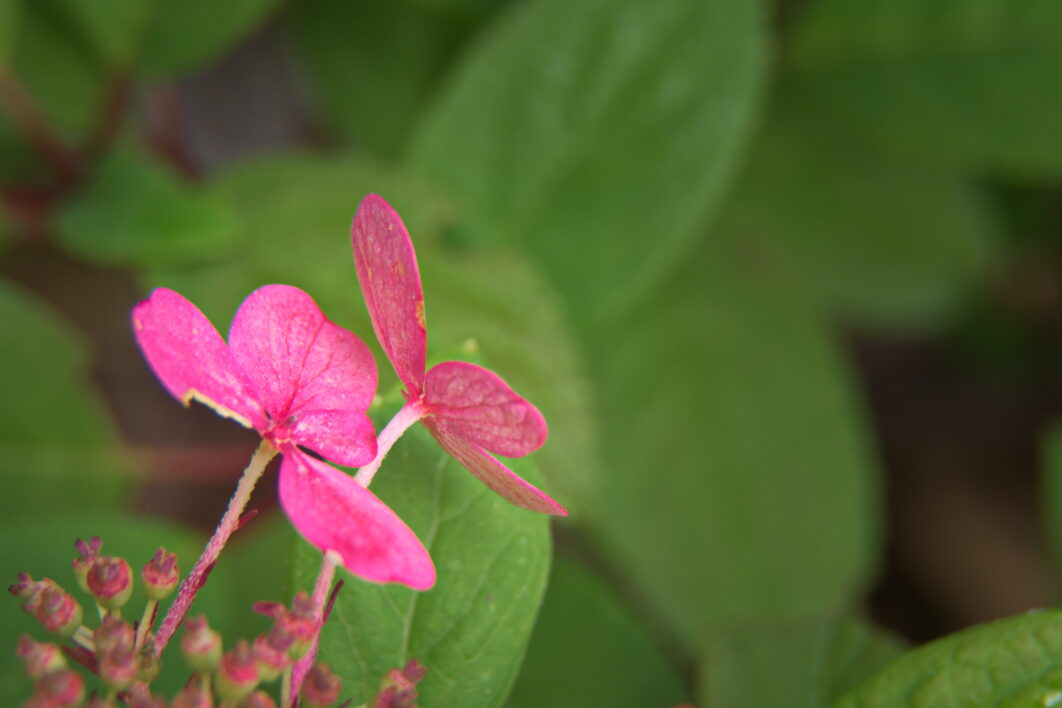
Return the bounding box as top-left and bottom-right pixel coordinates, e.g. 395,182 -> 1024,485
131,288 -> 262,428
428,427 -> 567,516
278,450 -> 436,590
291,409 -> 377,468
424,361 -> 547,457
228,285 -> 377,422
351,194 -> 427,397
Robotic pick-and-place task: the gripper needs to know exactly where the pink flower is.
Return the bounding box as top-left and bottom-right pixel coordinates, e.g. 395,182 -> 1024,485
351,195 -> 567,516
132,284 -> 435,589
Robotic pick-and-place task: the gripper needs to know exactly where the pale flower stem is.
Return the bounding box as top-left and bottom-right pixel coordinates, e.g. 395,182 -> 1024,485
154,440 -> 279,653
134,598 -> 157,650
288,550 -> 341,706
354,399 -> 427,488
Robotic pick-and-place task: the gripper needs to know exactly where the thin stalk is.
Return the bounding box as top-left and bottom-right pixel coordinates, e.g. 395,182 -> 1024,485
288,551 -> 340,706
154,441 -> 279,653
134,599 -> 157,650
354,399 -> 427,488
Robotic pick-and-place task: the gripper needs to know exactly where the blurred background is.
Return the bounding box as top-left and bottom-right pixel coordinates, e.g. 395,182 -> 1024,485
1,0 -> 1060,705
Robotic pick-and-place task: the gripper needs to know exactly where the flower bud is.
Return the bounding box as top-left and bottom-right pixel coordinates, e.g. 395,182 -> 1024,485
374,659 -> 426,708
216,640 -> 259,701
99,644 -> 137,691
254,592 -> 317,660
300,662 -> 341,708
94,616 -> 134,654
9,572 -> 46,607
127,690 -> 167,708
137,635 -> 162,683
252,633 -> 290,682
86,699 -> 116,708
72,537 -> 102,594
17,635 -> 66,678
239,691 -> 277,708
35,584 -> 83,638
86,556 -> 133,611
34,668 -> 85,707
141,548 -> 179,601
172,682 -> 214,708
182,615 -> 223,672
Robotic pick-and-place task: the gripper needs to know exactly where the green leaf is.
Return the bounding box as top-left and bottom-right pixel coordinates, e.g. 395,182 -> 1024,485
835,610 -> 1062,707
713,91 -> 1001,330
0,0 -> 19,66
293,424 -> 551,707
786,0 -> 1062,177
288,0 -> 473,159
138,0 -> 282,78
411,0 -> 767,324
508,556 -> 688,708
47,0 -> 156,67
699,615 -> 904,708
589,237 -> 880,653
55,148 -> 238,268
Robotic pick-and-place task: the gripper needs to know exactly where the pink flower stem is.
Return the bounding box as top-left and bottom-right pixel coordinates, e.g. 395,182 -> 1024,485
354,399 -> 428,488
154,440 -> 279,653
288,550 -> 341,707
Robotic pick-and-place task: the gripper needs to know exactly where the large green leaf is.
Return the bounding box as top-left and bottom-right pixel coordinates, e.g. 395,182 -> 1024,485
411,0 -> 767,323
138,0 -> 282,78
46,0 -> 156,67
288,0 -> 473,159
508,556 -> 687,708
699,615 -> 904,708
786,0 -> 1062,177
293,424 -> 551,707
589,236 -> 880,653
55,148 -> 238,268
713,90 -> 1001,330
835,610 -> 1062,706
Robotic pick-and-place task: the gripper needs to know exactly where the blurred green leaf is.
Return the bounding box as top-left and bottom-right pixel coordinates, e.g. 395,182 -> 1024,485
508,556 -> 687,708
289,0 -> 471,159
835,610 -> 1062,706
589,237 -> 880,653
0,278 -> 132,519
1042,423 -> 1062,575
138,0 -> 282,78
714,92 -> 1002,330
786,0 -> 1062,177
56,148 -> 237,267
699,615 -> 904,708
48,0 -> 156,67
294,424 -> 550,707
0,0 -> 19,66
411,0 -> 767,324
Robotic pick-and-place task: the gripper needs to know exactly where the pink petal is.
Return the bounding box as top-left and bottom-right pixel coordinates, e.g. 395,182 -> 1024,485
131,288 -> 263,428
427,427 -> 567,516
228,285 -> 377,421
278,450 -> 436,590
291,409 -> 377,467
424,361 -> 547,457
351,194 -> 427,397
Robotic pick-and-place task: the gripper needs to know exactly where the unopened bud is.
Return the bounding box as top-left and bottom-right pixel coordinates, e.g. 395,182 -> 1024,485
87,556 -> 133,611
254,592 -> 317,660
141,548 -> 179,600
35,584 -> 83,638
72,537 -> 103,593
239,691 -> 277,708
171,682 -> 214,708
99,644 -> 138,691
137,635 -> 161,683
10,572 -> 46,607
16,635 -> 66,678
86,699 -> 116,708
216,640 -> 259,701
300,662 -> 341,708
182,615 -> 223,672
374,659 -> 426,708
127,690 -> 167,708
252,632 -> 291,682
94,616 -> 134,654
34,668 -> 85,707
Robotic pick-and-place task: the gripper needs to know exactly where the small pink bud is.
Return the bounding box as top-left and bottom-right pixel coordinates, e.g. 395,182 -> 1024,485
216,640 -> 259,701
127,691 -> 167,708
10,571 -> 46,606
87,555 -> 133,610
374,659 -> 426,708
73,536 -> 103,593
17,635 -> 67,678
239,691 -> 277,708
94,616 -> 134,654
141,548 -> 179,600
300,662 -> 341,708
34,668 -> 85,707
99,644 -> 138,691
257,592 -> 317,660
182,615 -> 223,672
172,682 -> 214,708
34,584 -> 83,638
252,633 -> 290,682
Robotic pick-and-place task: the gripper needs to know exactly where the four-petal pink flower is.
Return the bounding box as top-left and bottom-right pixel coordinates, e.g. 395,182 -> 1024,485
351,195 -> 567,516
132,284 -> 435,590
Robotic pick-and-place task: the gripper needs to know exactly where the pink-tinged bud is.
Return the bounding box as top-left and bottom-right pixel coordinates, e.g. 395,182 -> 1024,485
17,635 -> 67,678
10,571 -> 46,606
127,690 -> 167,708
374,659 -> 426,708
182,615 -> 223,672
94,616 -> 134,654
239,691 -> 277,708
34,668 -> 85,707
252,633 -> 290,682
86,556 -> 133,611
137,635 -> 161,683
256,592 -> 318,660
141,548 -> 179,600
301,662 -> 341,708
171,682 -> 214,708
72,536 -> 103,593
86,698 -> 116,708
216,640 -> 259,701
99,644 -> 138,691
35,584 -> 83,638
